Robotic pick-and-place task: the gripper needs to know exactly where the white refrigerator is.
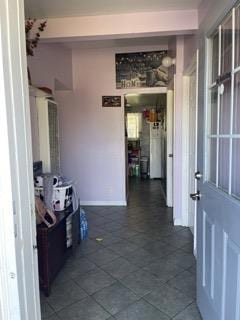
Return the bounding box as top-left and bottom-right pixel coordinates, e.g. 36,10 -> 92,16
150,122 -> 163,178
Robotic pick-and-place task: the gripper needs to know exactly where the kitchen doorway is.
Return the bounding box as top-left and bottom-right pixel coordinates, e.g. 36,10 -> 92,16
124,92 -> 173,207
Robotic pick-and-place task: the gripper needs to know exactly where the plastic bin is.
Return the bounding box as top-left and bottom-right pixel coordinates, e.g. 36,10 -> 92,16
140,157 -> 149,178
35,184 -> 72,211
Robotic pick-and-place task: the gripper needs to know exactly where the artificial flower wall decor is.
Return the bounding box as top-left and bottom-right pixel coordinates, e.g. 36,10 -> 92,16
25,19 -> 47,56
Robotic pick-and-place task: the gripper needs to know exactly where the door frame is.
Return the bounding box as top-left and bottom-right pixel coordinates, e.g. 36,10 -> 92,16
181,51 -> 199,240
123,88 -> 167,202
0,0 -> 41,319
166,89 -> 174,207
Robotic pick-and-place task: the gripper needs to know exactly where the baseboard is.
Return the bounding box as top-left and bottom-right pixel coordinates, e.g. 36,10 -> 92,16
81,200 -> 127,206
174,218 -> 183,226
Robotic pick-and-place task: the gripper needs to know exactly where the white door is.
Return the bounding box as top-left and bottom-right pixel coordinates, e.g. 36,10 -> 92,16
0,0 -> 41,319
166,90 -> 173,207
197,6 -> 240,320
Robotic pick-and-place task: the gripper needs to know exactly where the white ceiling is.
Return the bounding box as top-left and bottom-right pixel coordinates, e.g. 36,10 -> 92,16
24,0 -> 202,19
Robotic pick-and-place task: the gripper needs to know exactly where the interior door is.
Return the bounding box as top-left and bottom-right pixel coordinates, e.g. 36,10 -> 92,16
166,90 -> 173,207
197,6 -> 240,320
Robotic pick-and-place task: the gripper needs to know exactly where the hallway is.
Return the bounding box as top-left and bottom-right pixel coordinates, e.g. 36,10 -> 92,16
41,179 -> 202,320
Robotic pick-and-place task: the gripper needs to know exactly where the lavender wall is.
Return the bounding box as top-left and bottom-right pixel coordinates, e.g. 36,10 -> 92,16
27,43 -> 73,91
62,45 -> 167,205
28,42 -> 168,205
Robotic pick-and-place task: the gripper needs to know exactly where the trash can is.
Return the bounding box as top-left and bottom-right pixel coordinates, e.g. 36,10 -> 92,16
140,157 -> 149,179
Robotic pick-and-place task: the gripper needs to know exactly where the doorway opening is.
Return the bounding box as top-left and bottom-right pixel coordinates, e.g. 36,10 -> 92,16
124,92 -> 172,207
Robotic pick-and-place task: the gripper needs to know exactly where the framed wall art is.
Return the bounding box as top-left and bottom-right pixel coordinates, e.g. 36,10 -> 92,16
102,96 -> 121,107
116,50 -> 168,89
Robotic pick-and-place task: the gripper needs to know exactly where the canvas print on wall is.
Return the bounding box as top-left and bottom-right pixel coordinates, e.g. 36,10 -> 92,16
102,96 -> 121,107
116,50 -> 168,89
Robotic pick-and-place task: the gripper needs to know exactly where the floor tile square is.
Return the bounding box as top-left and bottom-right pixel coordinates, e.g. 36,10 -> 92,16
57,296 -> 110,320
102,221 -> 124,232
167,270 -> 196,298
101,257 -> 139,280
46,279 -> 88,312
114,299 -> 170,320
88,227 -> 111,240
41,302 -> 55,319
77,239 -> 102,255
107,240 -> 139,256
75,268 -> 116,295
120,269 -> 163,298
162,233 -> 192,249
144,283 -> 194,317
86,248 -> 120,266
113,228 -> 140,239
124,248 -> 158,268
96,234 -> 123,246
188,264 -> 196,275
173,302 -> 202,319
127,234 -> 154,247
92,282 -> 138,315
180,242 -> 194,254
62,257 -> 97,279
44,314 -> 60,320
165,251 -> 196,269
143,259 -> 185,282
143,242 -> 176,258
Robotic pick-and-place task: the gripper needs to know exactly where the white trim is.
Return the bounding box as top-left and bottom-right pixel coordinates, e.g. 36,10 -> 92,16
174,218 -> 183,226
228,8 -> 235,195
0,0 -> 41,319
182,74 -> 190,226
181,52 -> 199,228
121,86 -> 167,95
81,201 -> 127,206
166,90 -> 173,207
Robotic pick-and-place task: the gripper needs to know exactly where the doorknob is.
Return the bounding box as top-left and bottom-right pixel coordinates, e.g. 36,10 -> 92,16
195,171 -> 202,180
168,154 -> 173,158
190,190 -> 201,201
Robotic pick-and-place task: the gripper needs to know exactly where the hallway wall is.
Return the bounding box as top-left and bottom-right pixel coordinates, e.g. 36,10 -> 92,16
27,43 -> 73,91
63,45 -> 167,205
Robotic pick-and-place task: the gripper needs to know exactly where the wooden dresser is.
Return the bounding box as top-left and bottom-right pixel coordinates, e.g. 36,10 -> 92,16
37,205 -> 80,296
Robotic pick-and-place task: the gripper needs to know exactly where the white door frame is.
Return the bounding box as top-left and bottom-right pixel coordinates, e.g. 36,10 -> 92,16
0,0 -> 41,319
166,89 -> 174,207
181,51 -> 199,240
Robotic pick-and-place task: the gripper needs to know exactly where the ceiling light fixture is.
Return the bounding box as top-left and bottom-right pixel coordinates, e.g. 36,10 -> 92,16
162,56 -> 176,68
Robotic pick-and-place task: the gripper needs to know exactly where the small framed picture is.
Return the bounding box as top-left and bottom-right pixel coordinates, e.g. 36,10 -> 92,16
102,96 -> 121,107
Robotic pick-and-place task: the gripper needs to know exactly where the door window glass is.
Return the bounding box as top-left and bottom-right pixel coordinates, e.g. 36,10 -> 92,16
232,139 -> 240,198
221,15 -> 232,75
212,32 -> 219,82
233,72 -> 240,133
209,138 -> 217,184
235,5 -> 240,68
219,79 -> 231,134
218,138 -> 230,191
209,87 -> 218,134
207,11 -> 240,198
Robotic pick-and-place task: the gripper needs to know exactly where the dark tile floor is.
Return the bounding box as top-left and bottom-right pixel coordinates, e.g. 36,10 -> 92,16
41,178 -> 202,320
